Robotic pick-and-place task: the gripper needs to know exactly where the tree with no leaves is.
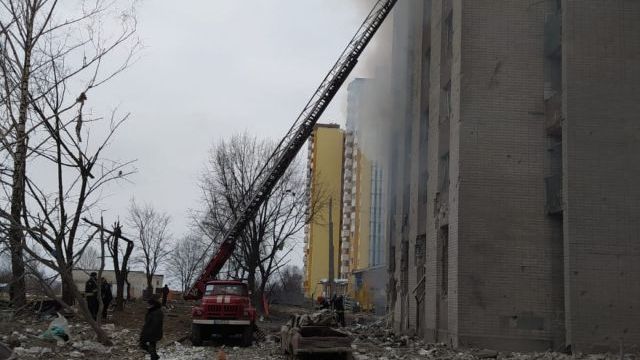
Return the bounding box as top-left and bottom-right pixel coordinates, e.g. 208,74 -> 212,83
0,0 -> 138,344
197,133 -> 324,312
167,233 -> 206,294
76,246 -> 101,271
128,199 -> 171,295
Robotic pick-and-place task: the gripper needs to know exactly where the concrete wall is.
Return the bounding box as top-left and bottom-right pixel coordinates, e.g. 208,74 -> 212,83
455,0 -> 565,351
383,0 -> 639,353
73,270 -> 164,299
562,0 -> 640,352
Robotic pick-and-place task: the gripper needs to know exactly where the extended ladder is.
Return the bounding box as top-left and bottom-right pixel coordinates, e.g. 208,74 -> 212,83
186,0 -> 397,299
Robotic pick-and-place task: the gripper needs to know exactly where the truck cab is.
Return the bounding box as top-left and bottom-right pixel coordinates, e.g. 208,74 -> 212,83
190,280 -> 256,346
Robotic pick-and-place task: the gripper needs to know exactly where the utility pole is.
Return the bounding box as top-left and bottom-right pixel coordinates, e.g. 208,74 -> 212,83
328,197 -> 334,301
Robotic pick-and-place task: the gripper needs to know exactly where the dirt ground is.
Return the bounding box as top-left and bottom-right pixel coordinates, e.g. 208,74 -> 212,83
1,300 -> 637,360
0,299 -> 303,359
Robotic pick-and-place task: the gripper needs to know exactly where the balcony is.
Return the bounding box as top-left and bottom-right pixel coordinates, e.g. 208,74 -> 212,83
545,174 -> 563,215
545,91 -> 563,137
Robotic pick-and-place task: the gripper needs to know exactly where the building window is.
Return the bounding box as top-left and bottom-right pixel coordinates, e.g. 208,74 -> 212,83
439,225 -> 449,296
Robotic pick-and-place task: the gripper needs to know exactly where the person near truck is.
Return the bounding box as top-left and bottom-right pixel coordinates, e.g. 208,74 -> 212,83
84,272 -> 99,320
140,297 -> 163,360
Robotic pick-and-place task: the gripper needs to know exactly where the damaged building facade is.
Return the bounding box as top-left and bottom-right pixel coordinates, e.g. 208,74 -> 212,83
374,0 -> 640,354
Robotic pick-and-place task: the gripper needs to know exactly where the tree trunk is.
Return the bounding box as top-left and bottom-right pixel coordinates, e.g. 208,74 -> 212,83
114,275 -> 125,310
62,279 -> 76,305
61,262 -> 75,305
247,267 -> 263,313
8,7 -> 37,310
58,269 -> 112,345
256,282 -> 268,314
145,273 -> 153,299
8,235 -> 26,308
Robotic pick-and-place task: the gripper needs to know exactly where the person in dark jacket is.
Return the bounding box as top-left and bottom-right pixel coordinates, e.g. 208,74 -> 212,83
84,272 -> 98,320
139,297 -> 163,360
101,278 -> 113,320
161,284 -> 170,307
332,294 -> 346,327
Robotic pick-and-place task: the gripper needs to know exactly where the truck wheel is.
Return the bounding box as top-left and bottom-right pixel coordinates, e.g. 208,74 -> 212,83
191,324 -> 203,346
241,325 -> 253,347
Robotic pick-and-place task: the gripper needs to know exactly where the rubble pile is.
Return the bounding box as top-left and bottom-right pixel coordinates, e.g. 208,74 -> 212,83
344,321 -> 636,360
160,339 -> 285,360
0,314 -> 142,359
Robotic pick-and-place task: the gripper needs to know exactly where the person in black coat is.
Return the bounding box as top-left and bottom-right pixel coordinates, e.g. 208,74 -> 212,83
161,284 -> 170,307
332,294 -> 346,327
139,297 -> 163,360
84,272 -> 98,320
100,279 -> 113,320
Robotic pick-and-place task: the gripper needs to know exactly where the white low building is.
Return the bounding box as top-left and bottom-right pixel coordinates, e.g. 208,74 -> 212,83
73,269 -> 164,299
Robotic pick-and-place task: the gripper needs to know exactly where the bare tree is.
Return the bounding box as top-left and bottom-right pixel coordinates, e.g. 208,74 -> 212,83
197,133 -> 324,312
128,199 -> 171,295
268,265 -> 305,305
168,233 -> 205,294
76,246 -> 100,271
84,218 -> 134,311
0,0 -> 138,344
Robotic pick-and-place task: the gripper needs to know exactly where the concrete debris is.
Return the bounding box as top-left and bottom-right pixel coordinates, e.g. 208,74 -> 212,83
476,349 -> 499,358
71,340 -> 111,354
68,350 -> 84,358
12,346 -> 52,356
157,342 -> 208,360
101,323 -> 115,332
10,332 -> 26,341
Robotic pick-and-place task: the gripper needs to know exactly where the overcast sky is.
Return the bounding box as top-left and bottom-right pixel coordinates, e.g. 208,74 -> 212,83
85,0 -> 390,267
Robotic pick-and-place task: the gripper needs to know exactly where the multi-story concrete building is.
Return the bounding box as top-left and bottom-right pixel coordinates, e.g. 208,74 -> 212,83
303,124 -> 344,299
339,78 -> 388,313
375,0 -> 640,353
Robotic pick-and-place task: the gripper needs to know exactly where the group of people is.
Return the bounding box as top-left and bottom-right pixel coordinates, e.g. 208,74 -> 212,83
317,293 -> 346,327
84,273 -> 166,360
84,272 -> 113,320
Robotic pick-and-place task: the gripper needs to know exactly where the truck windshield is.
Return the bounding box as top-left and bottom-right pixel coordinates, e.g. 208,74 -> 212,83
204,284 -> 247,296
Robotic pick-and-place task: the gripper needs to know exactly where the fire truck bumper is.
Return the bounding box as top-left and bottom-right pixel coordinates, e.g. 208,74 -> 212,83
192,319 -> 251,325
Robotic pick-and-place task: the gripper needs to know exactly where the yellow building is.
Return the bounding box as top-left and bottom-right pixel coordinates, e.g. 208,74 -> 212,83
340,134 -> 371,280
341,133 -> 377,311
352,151 -> 371,273
303,124 -> 344,299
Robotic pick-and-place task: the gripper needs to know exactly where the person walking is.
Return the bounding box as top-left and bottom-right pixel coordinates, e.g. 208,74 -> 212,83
140,297 -> 163,360
101,278 -> 113,320
161,284 -> 170,307
84,272 -> 99,320
334,294 -> 346,327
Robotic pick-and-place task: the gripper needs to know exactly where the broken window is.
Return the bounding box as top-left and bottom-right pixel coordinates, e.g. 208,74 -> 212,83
438,152 -> 450,193
439,225 -> 449,296
415,234 -> 426,266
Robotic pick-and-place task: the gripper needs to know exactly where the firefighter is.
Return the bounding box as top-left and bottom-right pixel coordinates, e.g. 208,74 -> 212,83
139,297 -> 163,360
84,272 -> 99,320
